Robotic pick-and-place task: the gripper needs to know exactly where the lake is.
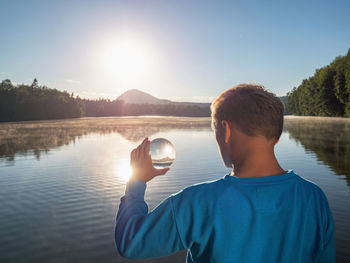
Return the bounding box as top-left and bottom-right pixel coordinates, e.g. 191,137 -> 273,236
0,116 -> 349,263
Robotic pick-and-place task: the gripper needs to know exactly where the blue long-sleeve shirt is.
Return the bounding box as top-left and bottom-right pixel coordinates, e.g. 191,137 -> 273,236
115,169 -> 335,262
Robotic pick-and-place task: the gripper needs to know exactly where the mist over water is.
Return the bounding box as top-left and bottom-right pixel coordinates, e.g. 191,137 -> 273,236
0,116 -> 349,262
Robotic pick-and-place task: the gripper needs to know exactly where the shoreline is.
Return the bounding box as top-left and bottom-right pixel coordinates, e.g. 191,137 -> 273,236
1,114 -> 350,126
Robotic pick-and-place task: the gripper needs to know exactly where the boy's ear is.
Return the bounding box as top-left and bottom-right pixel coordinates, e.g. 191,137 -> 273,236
222,120 -> 231,143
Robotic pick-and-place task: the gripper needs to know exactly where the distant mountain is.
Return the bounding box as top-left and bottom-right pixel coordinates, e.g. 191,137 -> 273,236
116,89 -> 171,104
116,89 -> 211,107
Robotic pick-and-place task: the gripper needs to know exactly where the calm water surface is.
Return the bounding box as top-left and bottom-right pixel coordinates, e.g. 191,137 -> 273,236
0,116 -> 349,262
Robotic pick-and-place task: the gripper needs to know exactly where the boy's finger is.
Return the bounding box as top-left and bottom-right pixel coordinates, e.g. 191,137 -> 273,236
144,139 -> 150,159
130,149 -> 136,159
135,145 -> 141,160
141,137 -> 147,147
140,138 -> 147,160
130,149 -> 136,164
136,138 -> 147,160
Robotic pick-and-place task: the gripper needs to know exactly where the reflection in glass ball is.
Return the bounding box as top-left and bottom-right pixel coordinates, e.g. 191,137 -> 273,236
150,138 -> 176,168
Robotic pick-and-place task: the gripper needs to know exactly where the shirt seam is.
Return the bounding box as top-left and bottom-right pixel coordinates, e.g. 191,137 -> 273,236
169,196 -> 186,249
225,175 -> 297,185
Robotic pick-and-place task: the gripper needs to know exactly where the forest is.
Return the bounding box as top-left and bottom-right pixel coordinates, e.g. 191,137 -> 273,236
0,79 -> 210,122
286,48 -> 350,117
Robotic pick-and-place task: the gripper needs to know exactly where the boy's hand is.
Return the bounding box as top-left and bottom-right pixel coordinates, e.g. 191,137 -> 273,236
129,137 -> 170,183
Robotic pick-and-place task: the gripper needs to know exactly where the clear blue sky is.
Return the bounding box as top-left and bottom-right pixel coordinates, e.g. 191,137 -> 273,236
1,0 -> 349,102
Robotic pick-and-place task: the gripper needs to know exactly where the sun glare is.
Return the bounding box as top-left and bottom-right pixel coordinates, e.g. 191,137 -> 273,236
115,159 -> 133,182
164,145 -> 173,155
102,38 -> 153,84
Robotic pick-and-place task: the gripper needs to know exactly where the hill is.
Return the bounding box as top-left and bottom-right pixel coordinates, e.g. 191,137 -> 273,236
116,89 -> 211,108
117,89 -> 172,105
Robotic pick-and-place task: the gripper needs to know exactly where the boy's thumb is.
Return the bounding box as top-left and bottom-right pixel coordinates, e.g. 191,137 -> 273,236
156,167 -> 170,175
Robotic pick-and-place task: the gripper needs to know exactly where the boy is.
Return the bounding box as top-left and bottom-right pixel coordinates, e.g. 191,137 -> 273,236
115,84 -> 335,262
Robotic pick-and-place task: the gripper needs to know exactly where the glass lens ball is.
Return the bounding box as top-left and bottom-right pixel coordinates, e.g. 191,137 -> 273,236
150,138 -> 176,168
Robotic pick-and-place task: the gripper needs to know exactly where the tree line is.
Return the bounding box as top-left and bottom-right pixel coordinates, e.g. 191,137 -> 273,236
0,79 -> 210,122
286,48 -> 350,117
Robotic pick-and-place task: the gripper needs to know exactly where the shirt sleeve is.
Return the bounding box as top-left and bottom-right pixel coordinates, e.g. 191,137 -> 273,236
115,178 -> 187,259
317,192 -> 336,263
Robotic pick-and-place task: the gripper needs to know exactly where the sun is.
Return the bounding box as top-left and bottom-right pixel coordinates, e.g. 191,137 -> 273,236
102,38 -> 152,84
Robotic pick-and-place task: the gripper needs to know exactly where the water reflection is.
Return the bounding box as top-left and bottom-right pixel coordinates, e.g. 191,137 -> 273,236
1,116 -> 350,186
284,117 -> 350,186
1,116 -> 350,185
115,158 -> 133,182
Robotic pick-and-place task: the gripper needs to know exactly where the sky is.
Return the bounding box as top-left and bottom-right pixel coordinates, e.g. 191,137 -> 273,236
0,0 -> 350,102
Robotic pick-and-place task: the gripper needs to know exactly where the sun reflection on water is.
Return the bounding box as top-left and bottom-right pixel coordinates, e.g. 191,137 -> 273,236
115,158 -> 133,182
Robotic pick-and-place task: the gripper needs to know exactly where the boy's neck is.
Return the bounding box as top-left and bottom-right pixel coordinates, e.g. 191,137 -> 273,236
230,151 -> 286,178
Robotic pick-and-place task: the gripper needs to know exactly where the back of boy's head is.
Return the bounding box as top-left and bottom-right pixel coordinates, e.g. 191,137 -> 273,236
210,84 -> 284,143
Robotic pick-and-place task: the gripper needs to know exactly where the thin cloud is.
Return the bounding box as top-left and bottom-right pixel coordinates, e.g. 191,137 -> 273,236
64,79 -> 81,84
169,95 -> 215,103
